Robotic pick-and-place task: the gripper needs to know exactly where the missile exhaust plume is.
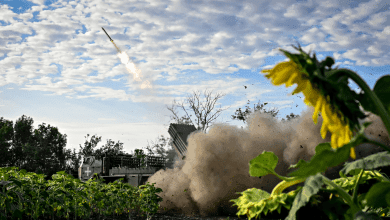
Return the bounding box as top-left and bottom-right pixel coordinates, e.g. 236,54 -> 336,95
101,27 -> 151,88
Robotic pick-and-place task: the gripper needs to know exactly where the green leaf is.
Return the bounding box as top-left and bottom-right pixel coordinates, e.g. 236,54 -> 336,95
359,75 -> 390,117
11,209 -> 23,219
249,151 -> 279,177
287,143 -> 350,178
363,182 -> 390,209
289,121 -> 372,178
321,195 -> 353,220
354,210 -> 382,220
373,75 -> 390,115
340,151 -> 390,177
286,173 -> 324,220
358,91 -> 379,117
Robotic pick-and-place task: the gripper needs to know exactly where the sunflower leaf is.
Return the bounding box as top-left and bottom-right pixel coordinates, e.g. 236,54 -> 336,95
288,121 -> 372,178
340,151 -> 390,177
285,173 -> 324,220
372,75 -> 390,116
249,151 -> 279,177
287,142 -> 351,178
364,182 -> 390,209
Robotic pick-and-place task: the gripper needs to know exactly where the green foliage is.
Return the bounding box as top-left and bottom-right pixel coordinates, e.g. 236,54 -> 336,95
231,43 -> 390,220
0,115 -> 71,181
363,182 -> 390,209
134,149 -> 148,168
248,151 -> 279,177
230,149 -> 390,220
0,167 -> 163,220
231,99 -> 300,124
358,75 -> 390,117
340,150 -> 390,178
0,118 -> 14,167
0,114 -> 132,180
286,173 -> 326,220
287,142 -> 351,178
230,186 -> 301,220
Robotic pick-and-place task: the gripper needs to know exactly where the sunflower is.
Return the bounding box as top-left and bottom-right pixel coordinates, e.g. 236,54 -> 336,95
260,45 -> 364,159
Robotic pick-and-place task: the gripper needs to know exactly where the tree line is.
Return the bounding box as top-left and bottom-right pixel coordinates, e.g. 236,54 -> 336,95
0,89 -> 300,181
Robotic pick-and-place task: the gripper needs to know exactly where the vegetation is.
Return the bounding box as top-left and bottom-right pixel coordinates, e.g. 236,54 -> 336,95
0,167 -> 162,220
231,99 -> 300,125
165,88 -> 230,132
0,88 -> 304,220
230,43 -> 390,219
0,115 -> 133,182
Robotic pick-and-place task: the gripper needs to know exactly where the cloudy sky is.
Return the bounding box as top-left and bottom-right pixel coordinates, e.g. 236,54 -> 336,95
1,0 -> 389,156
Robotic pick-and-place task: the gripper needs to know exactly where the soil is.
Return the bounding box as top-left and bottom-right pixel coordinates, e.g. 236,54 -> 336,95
10,212 -> 279,220
9,209 -> 282,220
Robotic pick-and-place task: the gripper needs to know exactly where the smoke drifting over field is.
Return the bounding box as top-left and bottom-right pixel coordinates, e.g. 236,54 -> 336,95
147,105 -> 390,218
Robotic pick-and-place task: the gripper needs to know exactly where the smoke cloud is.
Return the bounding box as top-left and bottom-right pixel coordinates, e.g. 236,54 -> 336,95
147,105 -> 390,218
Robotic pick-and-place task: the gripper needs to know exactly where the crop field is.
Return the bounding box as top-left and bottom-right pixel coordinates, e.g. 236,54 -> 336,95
0,167 -> 165,220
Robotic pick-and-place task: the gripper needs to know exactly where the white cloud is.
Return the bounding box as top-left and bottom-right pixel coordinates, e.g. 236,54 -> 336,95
300,27 -> 326,44
1,0 -> 390,107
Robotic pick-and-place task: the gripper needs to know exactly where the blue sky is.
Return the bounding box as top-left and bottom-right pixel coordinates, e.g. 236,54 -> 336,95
1,0 -> 389,156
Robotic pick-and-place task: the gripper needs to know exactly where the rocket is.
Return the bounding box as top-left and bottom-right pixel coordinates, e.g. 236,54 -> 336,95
102,27 -> 121,53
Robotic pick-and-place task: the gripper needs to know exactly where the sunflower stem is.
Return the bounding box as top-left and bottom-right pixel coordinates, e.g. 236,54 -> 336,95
327,68 -> 390,150
352,168 -> 364,209
364,138 -> 390,154
321,175 -> 361,216
270,177 -> 306,196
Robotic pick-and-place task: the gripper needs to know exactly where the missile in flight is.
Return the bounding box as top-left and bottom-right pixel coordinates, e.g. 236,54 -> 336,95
102,27 -> 113,41
102,27 -> 121,53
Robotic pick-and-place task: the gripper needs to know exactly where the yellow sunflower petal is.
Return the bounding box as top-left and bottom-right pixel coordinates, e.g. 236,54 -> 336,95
292,79 -> 309,95
336,133 -> 344,148
303,93 -> 315,107
331,134 -> 337,150
302,85 -> 319,107
343,124 -> 352,144
272,64 -> 298,85
350,147 -> 356,160
320,103 -> 330,138
323,104 -> 337,126
320,120 -> 329,139
261,69 -> 272,74
313,95 -> 324,125
285,72 -> 299,87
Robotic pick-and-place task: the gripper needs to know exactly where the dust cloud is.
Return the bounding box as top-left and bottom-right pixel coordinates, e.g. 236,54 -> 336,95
146,105 -> 390,218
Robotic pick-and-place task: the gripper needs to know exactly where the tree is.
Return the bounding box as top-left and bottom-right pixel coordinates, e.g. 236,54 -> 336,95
144,114 -> 197,166
0,118 -> 14,167
0,115 -> 70,181
166,89 -> 230,133
144,135 -> 177,165
78,134 -> 103,159
231,100 -> 280,123
148,89 -> 230,166
62,148 -> 83,175
231,100 -> 300,125
23,123 -> 68,180
77,134 -> 150,167
8,115 -> 35,169
281,112 -> 301,122
93,138 -> 127,161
